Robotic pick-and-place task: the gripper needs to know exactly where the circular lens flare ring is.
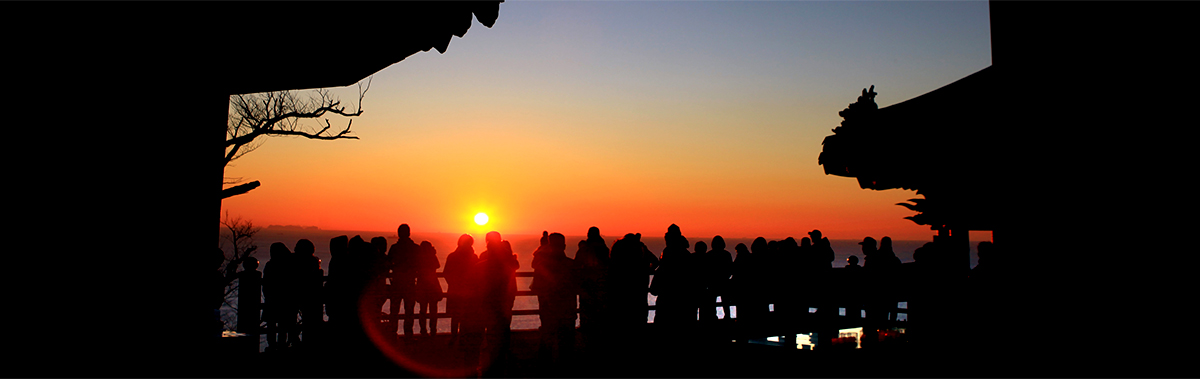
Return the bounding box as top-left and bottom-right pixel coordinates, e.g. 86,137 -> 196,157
474,212 -> 489,226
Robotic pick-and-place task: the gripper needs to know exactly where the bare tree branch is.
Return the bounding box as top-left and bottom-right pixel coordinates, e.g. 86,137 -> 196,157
221,181 -> 261,199
224,77 -> 370,165
222,78 -> 370,198
218,212 -> 262,331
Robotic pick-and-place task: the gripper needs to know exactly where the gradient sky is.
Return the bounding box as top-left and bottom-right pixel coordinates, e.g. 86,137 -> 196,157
222,1 -> 992,241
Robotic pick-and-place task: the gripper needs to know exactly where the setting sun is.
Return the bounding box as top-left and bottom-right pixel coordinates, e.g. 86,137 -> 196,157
474,212 -> 489,226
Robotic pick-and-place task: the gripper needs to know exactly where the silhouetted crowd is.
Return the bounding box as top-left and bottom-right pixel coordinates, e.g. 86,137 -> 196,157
219,223 -> 998,376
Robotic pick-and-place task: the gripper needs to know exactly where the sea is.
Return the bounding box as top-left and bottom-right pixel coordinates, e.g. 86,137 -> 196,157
221,226 -> 985,349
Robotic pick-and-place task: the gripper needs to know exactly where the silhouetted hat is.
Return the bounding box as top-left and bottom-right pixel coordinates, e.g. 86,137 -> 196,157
859,236 -> 877,246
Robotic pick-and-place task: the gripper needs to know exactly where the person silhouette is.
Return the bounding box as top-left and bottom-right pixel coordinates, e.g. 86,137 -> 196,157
471,231 -> 520,377
879,236 -> 902,267
328,235 -> 376,350
413,241 -> 443,337
650,224 -> 694,334
809,230 -> 836,270
772,237 -> 804,345
878,236 -> 902,324
733,237 -> 770,340
443,234 -> 478,345
387,224 -> 421,341
585,227 -> 611,262
609,232 -> 658,338
760,239 -> 782,321
531,232 -> 580,370
706,236 -> 734,324
842,255 -> 864,322
860,236 -> 899,349
458,231 -> 520,376
575,227 -> 611,356
802,233 -> 838,348
860,237 -> 879,268
262,242 -> 296,351
293,239 -> 324,345
499,240 -> 519,327
325,235 -> 350,328
730,242 -> 754,341
366,236 -> 390,326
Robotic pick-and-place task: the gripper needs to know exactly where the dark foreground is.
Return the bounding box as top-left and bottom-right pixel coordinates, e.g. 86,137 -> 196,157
215,322 -> 985,378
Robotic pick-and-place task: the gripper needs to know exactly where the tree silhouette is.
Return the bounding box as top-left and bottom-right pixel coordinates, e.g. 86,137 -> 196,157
222,79 -> 371,199
895,195 -> 948,231
218,212 -> 261,330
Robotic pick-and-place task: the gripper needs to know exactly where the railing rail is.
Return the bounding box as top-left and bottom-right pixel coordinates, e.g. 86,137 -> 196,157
246,271 -> 907,326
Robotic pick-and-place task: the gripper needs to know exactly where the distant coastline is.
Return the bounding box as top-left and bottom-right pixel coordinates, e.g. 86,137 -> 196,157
266,224 -> 320,230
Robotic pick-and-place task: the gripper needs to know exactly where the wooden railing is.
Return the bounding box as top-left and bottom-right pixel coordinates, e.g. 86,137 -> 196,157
250,271 -> 905,324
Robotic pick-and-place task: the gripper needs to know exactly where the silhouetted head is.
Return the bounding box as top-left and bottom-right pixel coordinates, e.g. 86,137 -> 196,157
420,241 -> 435,255
735,243 -> 749,256
751,237 -> 767,254
782,237 -> 798,252
295,239 -> 315,256
350,236 -> 369,257
667,224 -> 681,236
549,232 -> 566,251
665,224 -> 686,248
242,257 -> 259,271
847,255 -> 859,266
330,235 -> 349,255
801,237 -> 812,248
880,236 -> 894,254
588,226 -> 601,240
486,231 -> 502,245
809,229 -> 823,241
695,241 -> 708,254
397,224 -> 411,238
540,230 -> 549,246
270,242 -> 290,260
919,242 -> 936,261
458,234 -> 474,249
859,237 -> 877,254
711,236 -> 726,251
371,237 -> 388,254
623,233 -> 639,243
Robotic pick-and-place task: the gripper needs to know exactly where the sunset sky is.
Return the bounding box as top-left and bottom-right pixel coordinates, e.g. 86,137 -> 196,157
222,1 -> 992,241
